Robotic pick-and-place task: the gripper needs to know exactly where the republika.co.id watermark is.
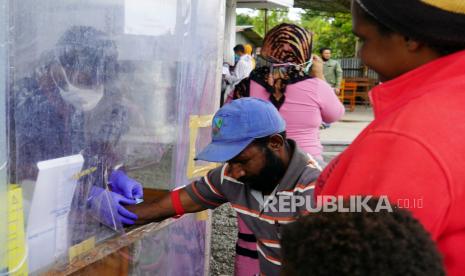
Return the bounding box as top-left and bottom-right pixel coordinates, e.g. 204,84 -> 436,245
261,195 -> 424,213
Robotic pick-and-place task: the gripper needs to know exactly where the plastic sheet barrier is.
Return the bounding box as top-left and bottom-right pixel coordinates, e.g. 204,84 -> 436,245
1,0 -> 225,274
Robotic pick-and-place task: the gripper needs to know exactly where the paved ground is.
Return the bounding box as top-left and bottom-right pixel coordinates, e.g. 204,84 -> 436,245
320,107 -> 374,144
210,204 -> 237,276
210,106 -> 375,276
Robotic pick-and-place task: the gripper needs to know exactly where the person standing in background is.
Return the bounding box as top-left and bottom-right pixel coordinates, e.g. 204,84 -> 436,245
244,44 -> 256,69
320,47 -> 343,95
227,44 -> 254,85
251,24 -> 344,164
223,44 -> 254,105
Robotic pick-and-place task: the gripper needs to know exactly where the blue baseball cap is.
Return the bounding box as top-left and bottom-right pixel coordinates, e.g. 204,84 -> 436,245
195,98 -> 286,162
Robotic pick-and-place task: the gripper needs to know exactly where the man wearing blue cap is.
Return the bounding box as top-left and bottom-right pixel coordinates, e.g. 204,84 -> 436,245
129,98 -> 320,275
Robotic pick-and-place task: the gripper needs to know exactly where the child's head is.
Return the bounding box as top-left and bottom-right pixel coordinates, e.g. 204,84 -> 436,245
280,197 -> 445,276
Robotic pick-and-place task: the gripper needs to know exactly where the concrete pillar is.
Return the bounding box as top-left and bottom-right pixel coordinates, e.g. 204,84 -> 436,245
223,0 -> 237,65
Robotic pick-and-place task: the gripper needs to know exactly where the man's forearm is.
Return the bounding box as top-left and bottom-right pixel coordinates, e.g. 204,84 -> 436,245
128,188 -> 205,225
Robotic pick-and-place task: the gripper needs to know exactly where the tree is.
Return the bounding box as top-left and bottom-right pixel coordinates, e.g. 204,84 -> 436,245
237,13 -> 255,26
301,11 -> 356,58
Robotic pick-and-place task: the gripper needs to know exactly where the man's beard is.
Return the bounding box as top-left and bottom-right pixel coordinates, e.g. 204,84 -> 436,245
239,147 -> 286,194
322,57 -> 329,62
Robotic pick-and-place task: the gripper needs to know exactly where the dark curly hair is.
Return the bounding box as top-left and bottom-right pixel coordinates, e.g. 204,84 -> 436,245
280,197 -> 445,276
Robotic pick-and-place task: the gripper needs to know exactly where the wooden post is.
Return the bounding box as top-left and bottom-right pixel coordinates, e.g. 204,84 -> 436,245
264,8 -> 269,34
355,37 -> 361,58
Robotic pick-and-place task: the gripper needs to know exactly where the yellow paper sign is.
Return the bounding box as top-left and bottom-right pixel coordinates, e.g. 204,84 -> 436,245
186,115 -> 220,179
7,185 -> 28,276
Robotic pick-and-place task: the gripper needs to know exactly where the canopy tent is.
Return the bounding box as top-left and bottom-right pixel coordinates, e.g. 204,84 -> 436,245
237,0 -> 293,9
294,0 -> 350,13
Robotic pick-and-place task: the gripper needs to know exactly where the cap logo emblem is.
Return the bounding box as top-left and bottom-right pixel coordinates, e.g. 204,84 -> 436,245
212,117 -> 223,136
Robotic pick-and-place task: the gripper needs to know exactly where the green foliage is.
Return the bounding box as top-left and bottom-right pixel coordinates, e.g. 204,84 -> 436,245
236,13 -> 255,26
237,9 -> 291,36
301,12 -> 356,58
236,10 -> 356,58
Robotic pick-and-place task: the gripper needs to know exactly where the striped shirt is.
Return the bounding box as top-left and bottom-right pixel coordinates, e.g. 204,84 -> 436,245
185,140 -> 320,276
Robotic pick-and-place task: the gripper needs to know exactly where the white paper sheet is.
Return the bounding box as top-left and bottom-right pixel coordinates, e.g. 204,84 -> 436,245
27,154 -> 84,273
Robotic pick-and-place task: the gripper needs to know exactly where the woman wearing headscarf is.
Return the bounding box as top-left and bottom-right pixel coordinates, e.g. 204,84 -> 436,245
250,23 -> 344,163
233,23 -> 344,276
316,1 -> 465,275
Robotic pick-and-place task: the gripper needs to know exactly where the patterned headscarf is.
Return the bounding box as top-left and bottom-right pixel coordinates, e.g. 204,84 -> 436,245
250,23 -> 313,110
261,23 -> 313,65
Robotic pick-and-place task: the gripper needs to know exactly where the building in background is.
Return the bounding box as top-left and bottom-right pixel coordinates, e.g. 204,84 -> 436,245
235,25 -> 263,51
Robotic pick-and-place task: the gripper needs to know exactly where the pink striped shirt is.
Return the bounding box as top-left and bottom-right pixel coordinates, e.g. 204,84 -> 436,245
250,78 -> 344,159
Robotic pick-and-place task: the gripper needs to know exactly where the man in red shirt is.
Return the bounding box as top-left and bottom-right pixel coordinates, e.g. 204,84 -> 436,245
316,1 -> 465,275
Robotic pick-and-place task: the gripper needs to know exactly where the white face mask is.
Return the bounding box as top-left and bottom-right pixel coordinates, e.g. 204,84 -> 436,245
52,66 -> 104,112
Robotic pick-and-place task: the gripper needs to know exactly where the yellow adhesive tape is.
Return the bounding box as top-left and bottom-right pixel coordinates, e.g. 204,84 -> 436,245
68,236 -> 96,262
196,210 -> 209,221
73,166 -> 97,180
7,185 -> 28,276
186,115 -> 220,179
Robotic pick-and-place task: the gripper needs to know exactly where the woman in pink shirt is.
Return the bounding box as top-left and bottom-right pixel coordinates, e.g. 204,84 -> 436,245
249,77 -> 343,161
233,23 -> 344,276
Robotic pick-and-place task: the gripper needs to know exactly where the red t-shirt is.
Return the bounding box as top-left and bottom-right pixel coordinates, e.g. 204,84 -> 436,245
316,50 -> 465,275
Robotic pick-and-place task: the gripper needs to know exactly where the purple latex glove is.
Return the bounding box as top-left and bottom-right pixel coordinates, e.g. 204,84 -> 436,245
109,170 -> 143,199
88,186 -> 138,226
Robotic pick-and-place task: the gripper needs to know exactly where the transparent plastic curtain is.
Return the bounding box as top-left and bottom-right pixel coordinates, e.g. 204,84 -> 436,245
9,2 -> 137,273
7,0 -> 224,275
143,1 -> 225,275
126,0 -> 225,275
0,0 -> 8,274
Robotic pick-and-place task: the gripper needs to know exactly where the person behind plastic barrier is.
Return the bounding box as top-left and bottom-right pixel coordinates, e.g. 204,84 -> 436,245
320,47 -> 343,95
280,197 -> 445,276
316,1 -> 465,275
127,98 -> 321,276
12,26 -> 142,232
